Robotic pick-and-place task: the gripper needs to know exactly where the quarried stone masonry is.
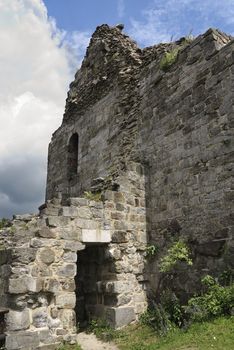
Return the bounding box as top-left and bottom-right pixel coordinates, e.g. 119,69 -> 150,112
0,164 -> 147,349
0,24 -> 234,349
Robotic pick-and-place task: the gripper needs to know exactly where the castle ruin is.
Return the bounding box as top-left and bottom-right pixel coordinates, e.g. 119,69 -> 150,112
0,25 -> 233,349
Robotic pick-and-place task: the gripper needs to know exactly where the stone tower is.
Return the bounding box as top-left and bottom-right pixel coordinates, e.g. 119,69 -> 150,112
0,25 -> 233,350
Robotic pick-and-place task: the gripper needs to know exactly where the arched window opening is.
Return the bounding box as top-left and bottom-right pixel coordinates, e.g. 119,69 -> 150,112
68,133 -> 79,180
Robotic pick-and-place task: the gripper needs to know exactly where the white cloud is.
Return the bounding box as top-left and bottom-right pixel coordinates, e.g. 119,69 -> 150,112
117,0 -> 125,19
0,0 -> 90,218
129,0 -> 234,47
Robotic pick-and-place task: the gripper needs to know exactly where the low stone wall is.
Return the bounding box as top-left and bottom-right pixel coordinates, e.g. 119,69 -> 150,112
0,164 -> 147,350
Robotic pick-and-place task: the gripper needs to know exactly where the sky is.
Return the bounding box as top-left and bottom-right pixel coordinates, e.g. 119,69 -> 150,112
0,0 -> 234,218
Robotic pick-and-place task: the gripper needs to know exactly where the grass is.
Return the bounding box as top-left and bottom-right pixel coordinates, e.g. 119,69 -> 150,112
159,48 -> 179,71
57,316 -> 234,350
114,316 -> 234,350
57,345 -> 82,350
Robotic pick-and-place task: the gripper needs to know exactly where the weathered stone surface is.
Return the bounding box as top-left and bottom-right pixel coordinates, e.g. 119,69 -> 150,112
59,227 -> 81,240
37,226 -> 57,239
12,248 -> 36,264
81,229 -> 111,243
0,249 -> 9,265
55,293 -> 76,308
8,277 -> 42,294
106,307 -> 136,328
32,307 -> 48,328
1,25 -> 234,350
64,240 -> 85,252
57,264 -> 76,277
111,231 -> 128,243
6,309 -> 30,331
13,214 -> 34,221
39,248 -> 55,264
58,309 -> 76,329
6,331 -> 40,350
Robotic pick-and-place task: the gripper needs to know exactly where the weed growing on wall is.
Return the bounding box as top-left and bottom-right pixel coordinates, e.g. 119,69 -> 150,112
159,48 -> 179,71
83,191 -> 102,201
146,244 -> 159,258
160,33 -> 194,71
159,239 -> 193,273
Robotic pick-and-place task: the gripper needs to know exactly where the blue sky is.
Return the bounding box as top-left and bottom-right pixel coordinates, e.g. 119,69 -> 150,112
44,0 -> 234,47
0,0 -> 234,218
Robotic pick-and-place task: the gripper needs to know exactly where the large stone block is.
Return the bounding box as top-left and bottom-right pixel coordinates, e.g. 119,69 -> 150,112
58,309 -> 76,329
81,229 -> 111,243
37,226 -> 57,239
8,277 -> 43,294
55,292 -> 76,308
32,307 -> 48,328
69,197 -> 89,206
12,247 -> 36,264
64,240 -> 85,252
38,248 -> 55,264
6,331 -> 40,350
6,309 -> 30,331
57,263 -> 77,277
75,218 -> 100,229
59,227 -> 81,240
106,307 -> 135,328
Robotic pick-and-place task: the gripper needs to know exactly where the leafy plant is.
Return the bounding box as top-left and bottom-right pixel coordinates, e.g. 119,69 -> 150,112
161,290 -> 183,327
146,244 -> 159,258
186,275 -> 234,322
159,239 -> 193,273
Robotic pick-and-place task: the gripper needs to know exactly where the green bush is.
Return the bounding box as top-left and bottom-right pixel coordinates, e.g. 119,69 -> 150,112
159,239 -> 193,273
140,275 -> 234,336
186,275 -> 234,322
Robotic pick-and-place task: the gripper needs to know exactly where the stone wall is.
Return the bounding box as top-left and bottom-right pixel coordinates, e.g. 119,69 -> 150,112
138,29 -> 234,297
0,246 -> 10,311
46,25 -> 142,201
0,164 -> 147,349
1,24 -> 234,350
46,25 -> 234,299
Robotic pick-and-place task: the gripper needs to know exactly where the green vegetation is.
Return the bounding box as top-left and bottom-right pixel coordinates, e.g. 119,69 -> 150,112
83,191 -> 102,201
159,239 -> 193,273
186,275 -> 234,322
114,316 -> 234,350
146,244 -> 159,258
57,345 -> 82,350
0,218 -> 10,229
159,48 -> 179,71
86,319 -> 119,341
160,33 -> 194,72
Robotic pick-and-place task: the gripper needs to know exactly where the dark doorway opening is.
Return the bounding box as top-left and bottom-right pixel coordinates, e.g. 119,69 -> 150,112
75,245 -> 115,328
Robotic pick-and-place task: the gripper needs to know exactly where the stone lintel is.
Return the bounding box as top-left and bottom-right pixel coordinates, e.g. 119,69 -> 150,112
81,229 -> 111,243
